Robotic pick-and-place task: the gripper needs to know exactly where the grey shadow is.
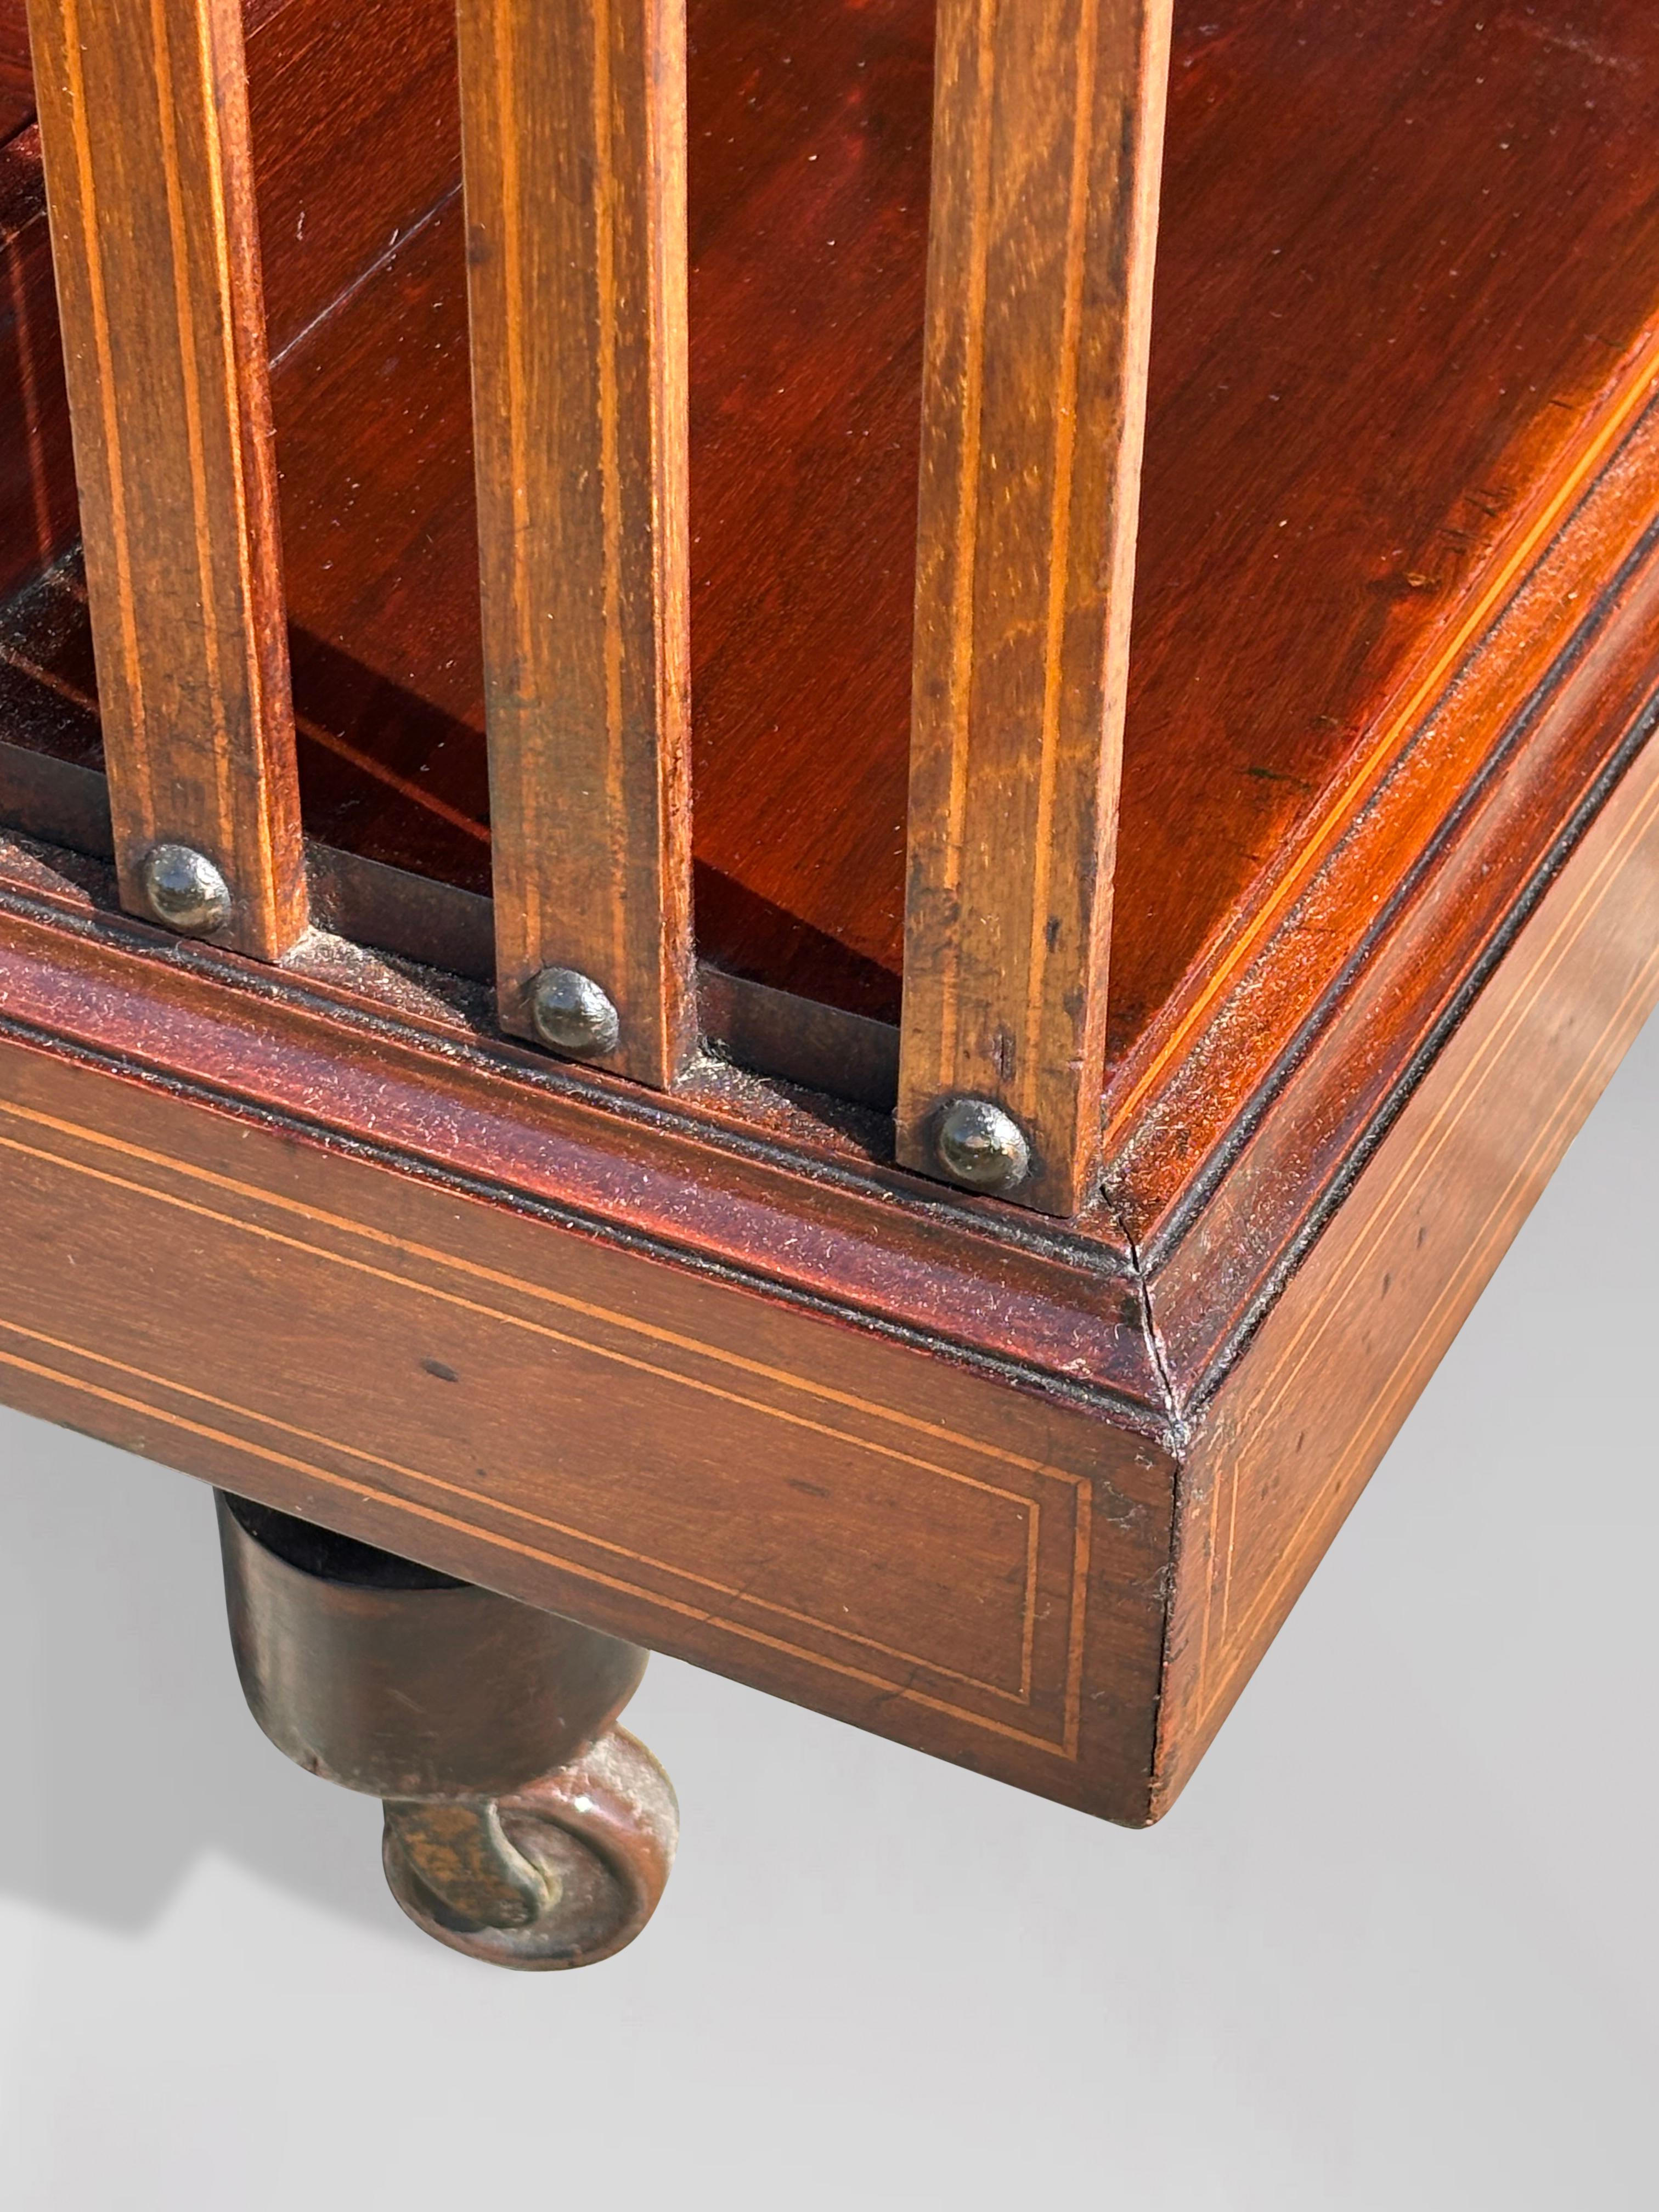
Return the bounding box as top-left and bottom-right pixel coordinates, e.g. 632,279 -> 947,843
0,1410 -> 396,1939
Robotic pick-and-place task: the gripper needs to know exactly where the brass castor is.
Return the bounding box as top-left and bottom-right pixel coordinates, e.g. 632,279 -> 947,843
215,1493 -> 677,1968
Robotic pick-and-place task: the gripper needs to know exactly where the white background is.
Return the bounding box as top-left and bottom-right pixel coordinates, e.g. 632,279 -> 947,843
0,1014 -> 1653,2211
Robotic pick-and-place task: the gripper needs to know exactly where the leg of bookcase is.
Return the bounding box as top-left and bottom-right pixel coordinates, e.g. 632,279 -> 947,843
214,1491 -> 678,1970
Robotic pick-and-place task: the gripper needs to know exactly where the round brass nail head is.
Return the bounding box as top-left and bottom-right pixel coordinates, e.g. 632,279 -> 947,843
528,966 -> 622,1059
935,1097 -> 1031,1194
139,842 -> 233,936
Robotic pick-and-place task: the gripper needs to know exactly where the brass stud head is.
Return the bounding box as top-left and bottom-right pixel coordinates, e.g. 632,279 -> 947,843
935,1096 -> 1031,1194
528,966 -> 622,1059
139,843 -> 232,936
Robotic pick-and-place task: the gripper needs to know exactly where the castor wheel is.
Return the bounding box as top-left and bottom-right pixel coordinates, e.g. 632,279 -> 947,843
381,1729 -> 677,1968
215,1493 -> 678,1968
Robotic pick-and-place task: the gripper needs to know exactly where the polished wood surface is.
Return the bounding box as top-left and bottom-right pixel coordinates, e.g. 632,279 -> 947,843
0,129 -> 74,607
5,0 -> 1656,1093
1,657 -> 1652,1819
897,0 -> 1171,1215
0,845 -> 1156,1408
0,0 -> 1655,1830
691,0 -> 1659,1059
1104,0 -> 1659,1207
0,968 -> 1173,1819
456,0 -> 693,1084
0,3 -> 31,142
27,0 -> 303,955
272,200 -> 486,891
685,0 -> 929,1020
251,0 -> 1659,1104
0,0 -> 464,598
1136,390 -> 1659,1394
249,0 -> 460,362
0,1 -> 1649,1202
1155,709 -> 1659,1812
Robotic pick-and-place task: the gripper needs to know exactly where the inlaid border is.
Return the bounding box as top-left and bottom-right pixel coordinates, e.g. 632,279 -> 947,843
0,1091 -> 1094,1756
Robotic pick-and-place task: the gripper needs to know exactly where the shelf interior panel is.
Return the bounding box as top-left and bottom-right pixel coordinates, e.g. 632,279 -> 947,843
2,0 -> 1658,1082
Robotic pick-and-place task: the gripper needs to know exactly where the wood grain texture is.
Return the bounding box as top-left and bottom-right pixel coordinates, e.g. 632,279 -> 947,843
0,0 -> 464,632
4,364 -> 1656,1385
272,198 -> 490,888
0,129 -> 74,607
456,0 -> 693,1083
247,0 -> 461,362
0,0 -> 1655,1829
0,0 -> 1654,1201
0,849 -> 1158,1407
15,0 -> 1653,1088
0,1014 -> 1175,1819
1139,395 -> 1659,1398
684,0 -> 933,1021
27,0 -> 304,956
0,701 -> 1652,1822
692,0 -> 1659,1061
1,471 -> 1656,1825
1153,716 -> 1659,1815
896,0 -> 1172,1216
0,0 -> 31,141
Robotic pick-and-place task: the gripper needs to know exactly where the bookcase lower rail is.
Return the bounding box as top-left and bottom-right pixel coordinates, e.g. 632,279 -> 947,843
0,713 -> 1654,1827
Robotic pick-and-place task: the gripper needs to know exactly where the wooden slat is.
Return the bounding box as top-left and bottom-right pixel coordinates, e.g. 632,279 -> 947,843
27,0 -> 305,958
896,0 -> 1172,1215
456,0 -> 693,1085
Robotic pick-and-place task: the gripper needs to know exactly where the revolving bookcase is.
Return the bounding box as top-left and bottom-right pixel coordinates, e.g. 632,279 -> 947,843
0,0 -> 1654,1963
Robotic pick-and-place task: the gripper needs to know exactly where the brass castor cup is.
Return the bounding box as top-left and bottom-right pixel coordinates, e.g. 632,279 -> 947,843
215,1493 -> 677,1968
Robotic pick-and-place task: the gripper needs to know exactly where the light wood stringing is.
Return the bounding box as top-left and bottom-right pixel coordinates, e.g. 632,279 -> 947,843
26,0 -> 304,957
455,0 -> 693,1084
898,0 -> 1172,1215
1154,719 -> 1659,1810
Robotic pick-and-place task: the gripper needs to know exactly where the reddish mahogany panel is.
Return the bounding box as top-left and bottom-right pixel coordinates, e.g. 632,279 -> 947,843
7,0 -> 1659,1068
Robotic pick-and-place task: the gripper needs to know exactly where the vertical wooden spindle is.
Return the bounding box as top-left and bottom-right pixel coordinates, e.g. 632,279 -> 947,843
28,0 -> 306,958
456,0 -> 693,1086
897,0 -> 1172,1215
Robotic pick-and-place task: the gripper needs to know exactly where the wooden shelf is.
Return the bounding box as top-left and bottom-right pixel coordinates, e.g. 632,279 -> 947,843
3,0 -> 1657,1063
0,0 -> 1655,1848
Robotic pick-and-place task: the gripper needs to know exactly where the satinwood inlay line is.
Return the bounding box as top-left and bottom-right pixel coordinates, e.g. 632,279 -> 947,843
486,0 -> 539,958
0,1096 -> 1113,1730
0,1112 -> 1051,1509
0,1092 -> 1088,1479
590,0 -> 629,992
1193,759 -> 1659,1735
0,1308 -> 1060,1703
51,0 -> 148,817
148,0 -> 240,868
0,1316 -> 1090,1750
933,0 -> 998,1077
1021,0 -> 1099,1129
1105,324 -> 1659,1144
